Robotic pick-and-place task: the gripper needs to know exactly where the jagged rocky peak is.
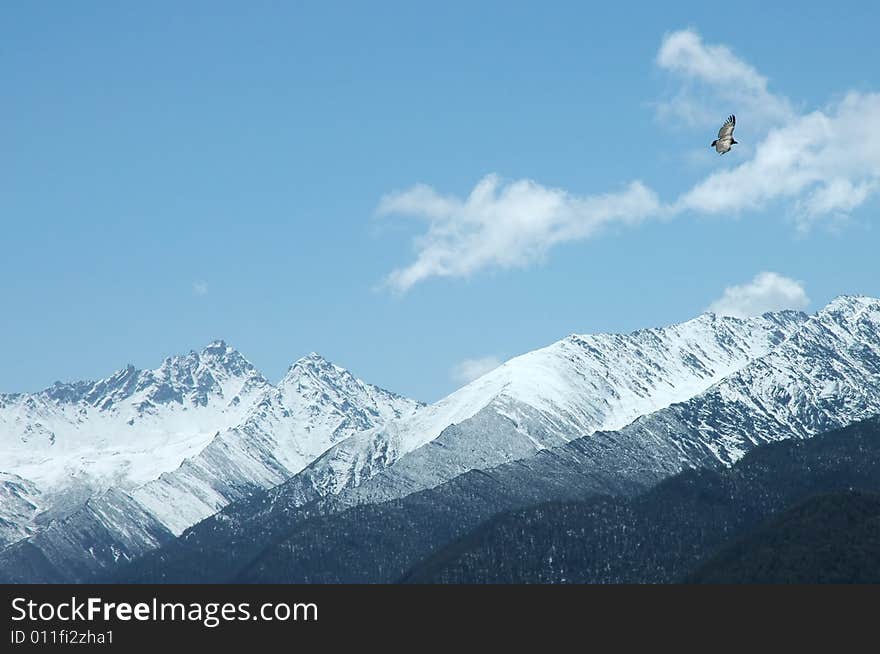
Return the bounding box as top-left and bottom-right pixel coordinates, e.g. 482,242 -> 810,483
37,341 -> 269,412
281,352 -> 342,391
42,378 -> 99,404
819,294 -> 880,326
29,341 -> 257,408
197,339 -> 261,377
824,293 -> 879,311
285,351 -> 336,375
143,341 -> 269,408
786,295 -> 880,349
158,340 -> 255,377
280,352 -> 418,409
79,363 -> 143,409
203,338 -> 230,352
283,353 -> 364,393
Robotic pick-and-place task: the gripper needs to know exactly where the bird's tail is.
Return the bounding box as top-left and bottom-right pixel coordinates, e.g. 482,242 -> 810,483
711,139 -> 717,147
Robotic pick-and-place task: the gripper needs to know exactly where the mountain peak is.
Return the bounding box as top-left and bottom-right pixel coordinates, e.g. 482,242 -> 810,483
283,352 -> 339,383
810,296 -> 880,332
823,294 -> 879,312
188,340 -> 262,380
292,351 -> 336,368
199,339 -> 251,364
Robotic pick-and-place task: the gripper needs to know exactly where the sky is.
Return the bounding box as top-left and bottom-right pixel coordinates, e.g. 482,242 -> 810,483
2,1 -> 879,402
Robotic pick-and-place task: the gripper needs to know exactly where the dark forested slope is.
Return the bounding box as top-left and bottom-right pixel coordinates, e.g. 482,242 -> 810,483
686,490 -> 880,583
402,416 -> 880,583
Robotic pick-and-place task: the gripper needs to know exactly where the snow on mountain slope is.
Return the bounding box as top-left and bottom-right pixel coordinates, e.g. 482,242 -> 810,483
0,343 -> 421,548
0,473 -> 41,545
0,340 -> 269,491
277,310 -> 807,504
131,353 -> 422,534
421,294 -> 880,500
0,341 -> 271,544
485,294 -> 880,499
611,294 -> 880,467
0,487 -> 177,584
112,298 -> 880,586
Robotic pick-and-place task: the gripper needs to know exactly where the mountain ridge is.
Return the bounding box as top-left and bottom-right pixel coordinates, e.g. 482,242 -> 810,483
0,345 -> 421,562
103,297 -> 880,584
267,308 -> 808,508
401,416 -> 880,584
3,297 -> 879,583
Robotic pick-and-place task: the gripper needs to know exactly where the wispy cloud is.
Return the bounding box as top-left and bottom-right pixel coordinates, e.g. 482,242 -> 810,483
707,272 -> 810,318
192,281 -> 209,296
451,356 -> 502,385
379,177 -> 660,292
380,29 -> 880,292
674,92 -> 880,231
655,29 -> 795,130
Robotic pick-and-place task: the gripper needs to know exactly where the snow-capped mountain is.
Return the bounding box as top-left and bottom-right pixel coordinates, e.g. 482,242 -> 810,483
104,296 -> 880,585
600,294 -> 880,471
0,344 -> 420,549
0,340 -> 271,544
6,297 -> 880,584
438,294 -> 880,500
260,310 -> 807,507
131,353 -> 421,534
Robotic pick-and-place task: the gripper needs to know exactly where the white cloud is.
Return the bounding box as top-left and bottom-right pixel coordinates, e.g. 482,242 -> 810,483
379,29 -> 880,291
192,281 -> 209,296
707,272 -> 810,318
451,356 -> 502,385
380,176 -> 660,291
655,29 -> 794,130
796,177 -> 878,232
657,30 -> 765,90
655,31 -> 880,225
675,93 -> 880,226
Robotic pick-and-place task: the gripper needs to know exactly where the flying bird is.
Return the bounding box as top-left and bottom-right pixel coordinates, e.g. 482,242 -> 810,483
711,114 -> 738,154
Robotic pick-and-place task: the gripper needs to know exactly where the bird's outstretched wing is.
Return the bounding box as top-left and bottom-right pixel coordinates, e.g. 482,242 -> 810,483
717,114 -> 736,140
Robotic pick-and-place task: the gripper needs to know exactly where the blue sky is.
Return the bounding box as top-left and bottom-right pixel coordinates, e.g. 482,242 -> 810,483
2,1 -> 879,402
